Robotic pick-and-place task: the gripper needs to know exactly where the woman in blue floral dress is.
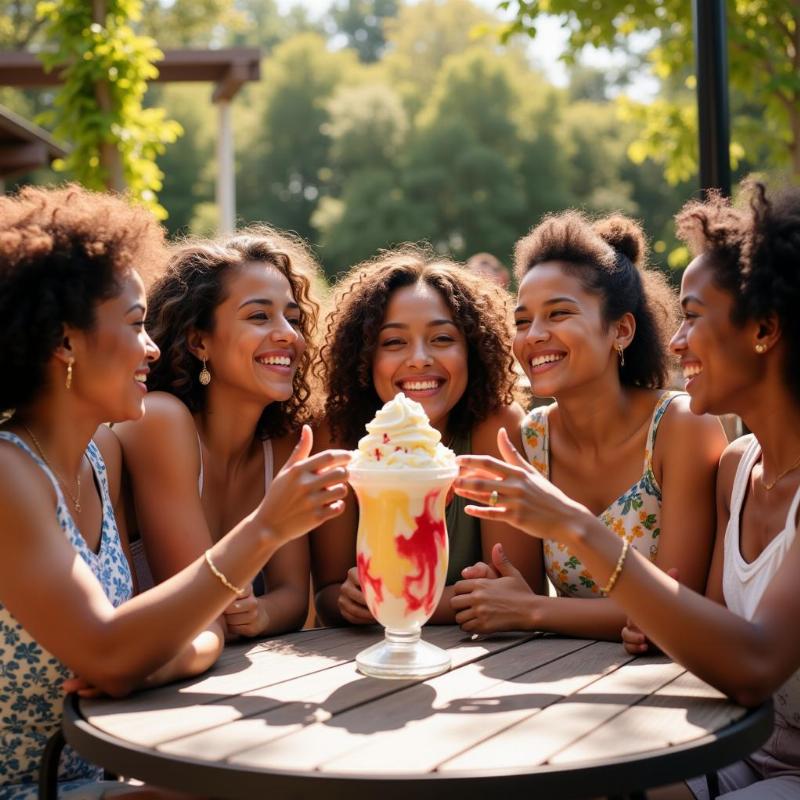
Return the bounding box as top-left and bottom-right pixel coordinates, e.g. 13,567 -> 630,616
0,185 -> 350,797
451,212 -> 727,640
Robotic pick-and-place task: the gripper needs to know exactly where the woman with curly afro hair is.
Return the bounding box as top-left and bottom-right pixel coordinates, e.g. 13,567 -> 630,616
0,187 -> 348,797
312,245 -> 543,626
454,183 -> 800,798
114,227 -> 343,640
451,211 -> 727,640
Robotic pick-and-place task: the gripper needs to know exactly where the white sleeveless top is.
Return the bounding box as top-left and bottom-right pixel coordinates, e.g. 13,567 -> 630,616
723,435 -> 800,729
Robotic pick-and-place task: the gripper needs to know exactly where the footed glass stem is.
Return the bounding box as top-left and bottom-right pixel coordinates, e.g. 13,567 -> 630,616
356,628 -> 451,679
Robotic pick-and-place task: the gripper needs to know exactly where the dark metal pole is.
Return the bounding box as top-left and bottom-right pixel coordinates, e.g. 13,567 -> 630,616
692,0 -> 731,198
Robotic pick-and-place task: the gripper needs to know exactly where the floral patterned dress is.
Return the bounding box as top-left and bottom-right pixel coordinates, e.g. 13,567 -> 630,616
0,433 -> 133,799
521,392 -> 680,597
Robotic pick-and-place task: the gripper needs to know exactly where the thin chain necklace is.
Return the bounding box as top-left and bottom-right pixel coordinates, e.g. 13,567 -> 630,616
21,424 -> 83,512
761,452 -> 800,491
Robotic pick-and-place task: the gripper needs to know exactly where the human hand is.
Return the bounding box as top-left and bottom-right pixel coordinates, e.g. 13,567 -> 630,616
223,584 -> 267,639
338,566 -> 375,625
257,425 -> 351,545
451,543 -> 536,633
460,560 -> 500,580
455,428 -> 589,542
622,567 -> 679,655
63,675 -> 104,698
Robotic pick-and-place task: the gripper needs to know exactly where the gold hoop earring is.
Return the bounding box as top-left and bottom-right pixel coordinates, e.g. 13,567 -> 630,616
755,343 -> 767,354
199,358 -> 211,386
65,358 -> 74,390
617,344 -> 625,367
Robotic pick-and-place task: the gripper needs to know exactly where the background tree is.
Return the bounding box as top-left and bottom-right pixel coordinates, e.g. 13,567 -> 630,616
501,0 -> 800,179
329,0 -> 398,63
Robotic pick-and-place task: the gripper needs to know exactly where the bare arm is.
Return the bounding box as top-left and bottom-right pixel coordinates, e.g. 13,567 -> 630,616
0,428 -> 350,696
457,432 -> 799,706
453,402 -> 724,639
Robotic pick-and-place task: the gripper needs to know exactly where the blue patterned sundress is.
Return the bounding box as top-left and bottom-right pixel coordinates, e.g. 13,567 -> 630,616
0,433 -> 133,799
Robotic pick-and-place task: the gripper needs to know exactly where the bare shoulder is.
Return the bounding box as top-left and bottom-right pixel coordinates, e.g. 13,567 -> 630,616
656,393 -> 727,454
0,438 -> 56,534
114,391 -> 197,451
93,424 -> 123,502
718,435 -> 753,493
472,402 -> 525,455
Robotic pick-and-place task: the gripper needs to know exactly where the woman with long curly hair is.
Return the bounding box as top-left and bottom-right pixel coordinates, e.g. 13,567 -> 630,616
455,181 -> 800,799
0,187 -> 349,797
451,212 -> 727,640
114,227 -> 333,639
312,245 -> 542,626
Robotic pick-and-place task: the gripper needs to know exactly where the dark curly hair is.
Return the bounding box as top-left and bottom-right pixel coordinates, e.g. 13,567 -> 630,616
676,181 -> 800,404
0,184 -> 166,413
320,244 -> 517,448
514,211 -> 678,389
146,226 -> 323,439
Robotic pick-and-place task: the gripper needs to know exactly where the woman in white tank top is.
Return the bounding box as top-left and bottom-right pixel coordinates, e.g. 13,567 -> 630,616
453,181 -> 800,799
115,227 -> 326,640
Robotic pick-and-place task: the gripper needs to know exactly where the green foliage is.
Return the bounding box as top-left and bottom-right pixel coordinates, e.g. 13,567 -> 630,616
330,0 -> 398,63
236,34 -> 360,239
36,0 -> 182,218
500,0 -> 800,178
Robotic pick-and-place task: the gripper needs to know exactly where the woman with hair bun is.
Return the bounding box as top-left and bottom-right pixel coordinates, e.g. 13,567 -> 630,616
312,245 -> 542,626
114,227 -> 328,640
0,187 -> 349,797
451,212 -> 727,639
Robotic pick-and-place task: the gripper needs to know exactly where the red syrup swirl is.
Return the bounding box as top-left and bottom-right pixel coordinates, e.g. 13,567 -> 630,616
357,552 -> 383,613
396,489 -> 446,616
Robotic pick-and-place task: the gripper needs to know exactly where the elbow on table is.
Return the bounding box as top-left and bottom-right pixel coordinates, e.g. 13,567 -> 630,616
727,659 -> 776,708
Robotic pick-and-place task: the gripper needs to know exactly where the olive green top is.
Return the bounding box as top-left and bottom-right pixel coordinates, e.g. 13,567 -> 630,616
444,429 -> 483,585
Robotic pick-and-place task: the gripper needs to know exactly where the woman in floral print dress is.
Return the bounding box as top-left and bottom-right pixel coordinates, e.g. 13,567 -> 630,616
0,186 -> 349,797
451,212 -> 727,640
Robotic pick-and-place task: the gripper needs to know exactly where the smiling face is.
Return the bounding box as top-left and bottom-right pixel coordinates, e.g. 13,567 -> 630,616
197,261 -> 306,404
68,270 -> 160,422
670,253 -> 761,416
372,281 -> 468,431
513,262 -> 619,398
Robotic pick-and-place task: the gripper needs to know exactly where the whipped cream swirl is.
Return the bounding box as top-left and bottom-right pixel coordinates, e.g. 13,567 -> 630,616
351,393 -> 456,469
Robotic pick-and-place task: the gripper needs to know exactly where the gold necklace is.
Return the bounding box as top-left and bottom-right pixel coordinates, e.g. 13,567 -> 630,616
21,424 -> 82,512
761,452 -> 800,491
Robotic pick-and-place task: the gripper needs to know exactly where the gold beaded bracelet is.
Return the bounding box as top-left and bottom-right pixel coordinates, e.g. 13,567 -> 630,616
204,549 -> 244,595
600,537 -> 630,596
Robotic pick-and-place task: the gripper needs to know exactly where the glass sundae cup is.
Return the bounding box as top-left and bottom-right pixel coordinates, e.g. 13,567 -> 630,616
349,393 -> 457,679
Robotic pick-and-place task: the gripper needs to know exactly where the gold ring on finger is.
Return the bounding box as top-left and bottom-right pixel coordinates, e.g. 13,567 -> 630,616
489,489 -> 499,507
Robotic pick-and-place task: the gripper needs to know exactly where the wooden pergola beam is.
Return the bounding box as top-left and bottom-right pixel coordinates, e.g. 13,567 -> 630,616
0,48 -> 260,93
0,48 -> 260,232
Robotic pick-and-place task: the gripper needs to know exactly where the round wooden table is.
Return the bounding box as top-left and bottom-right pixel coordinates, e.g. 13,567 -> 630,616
62,626 -> 773,799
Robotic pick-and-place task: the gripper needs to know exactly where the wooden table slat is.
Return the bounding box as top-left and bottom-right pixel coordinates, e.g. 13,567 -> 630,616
225,637 -> 604,771
155,630 -> 536,760
439,655 -> 685,772
548,669 -> 746,765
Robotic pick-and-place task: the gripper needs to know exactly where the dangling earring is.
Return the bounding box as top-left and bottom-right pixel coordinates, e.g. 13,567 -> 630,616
616,344 -> 625,367
755,343 -> 767,354
65,357 -> 74,390
199,358 -> 211,386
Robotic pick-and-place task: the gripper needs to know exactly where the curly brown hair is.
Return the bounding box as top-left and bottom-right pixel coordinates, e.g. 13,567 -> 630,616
676,181 -> 800,403
514,211 -> 678,389
146,226 -> 323,439
320,244 -> 517,448
0,184 -> 166,413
